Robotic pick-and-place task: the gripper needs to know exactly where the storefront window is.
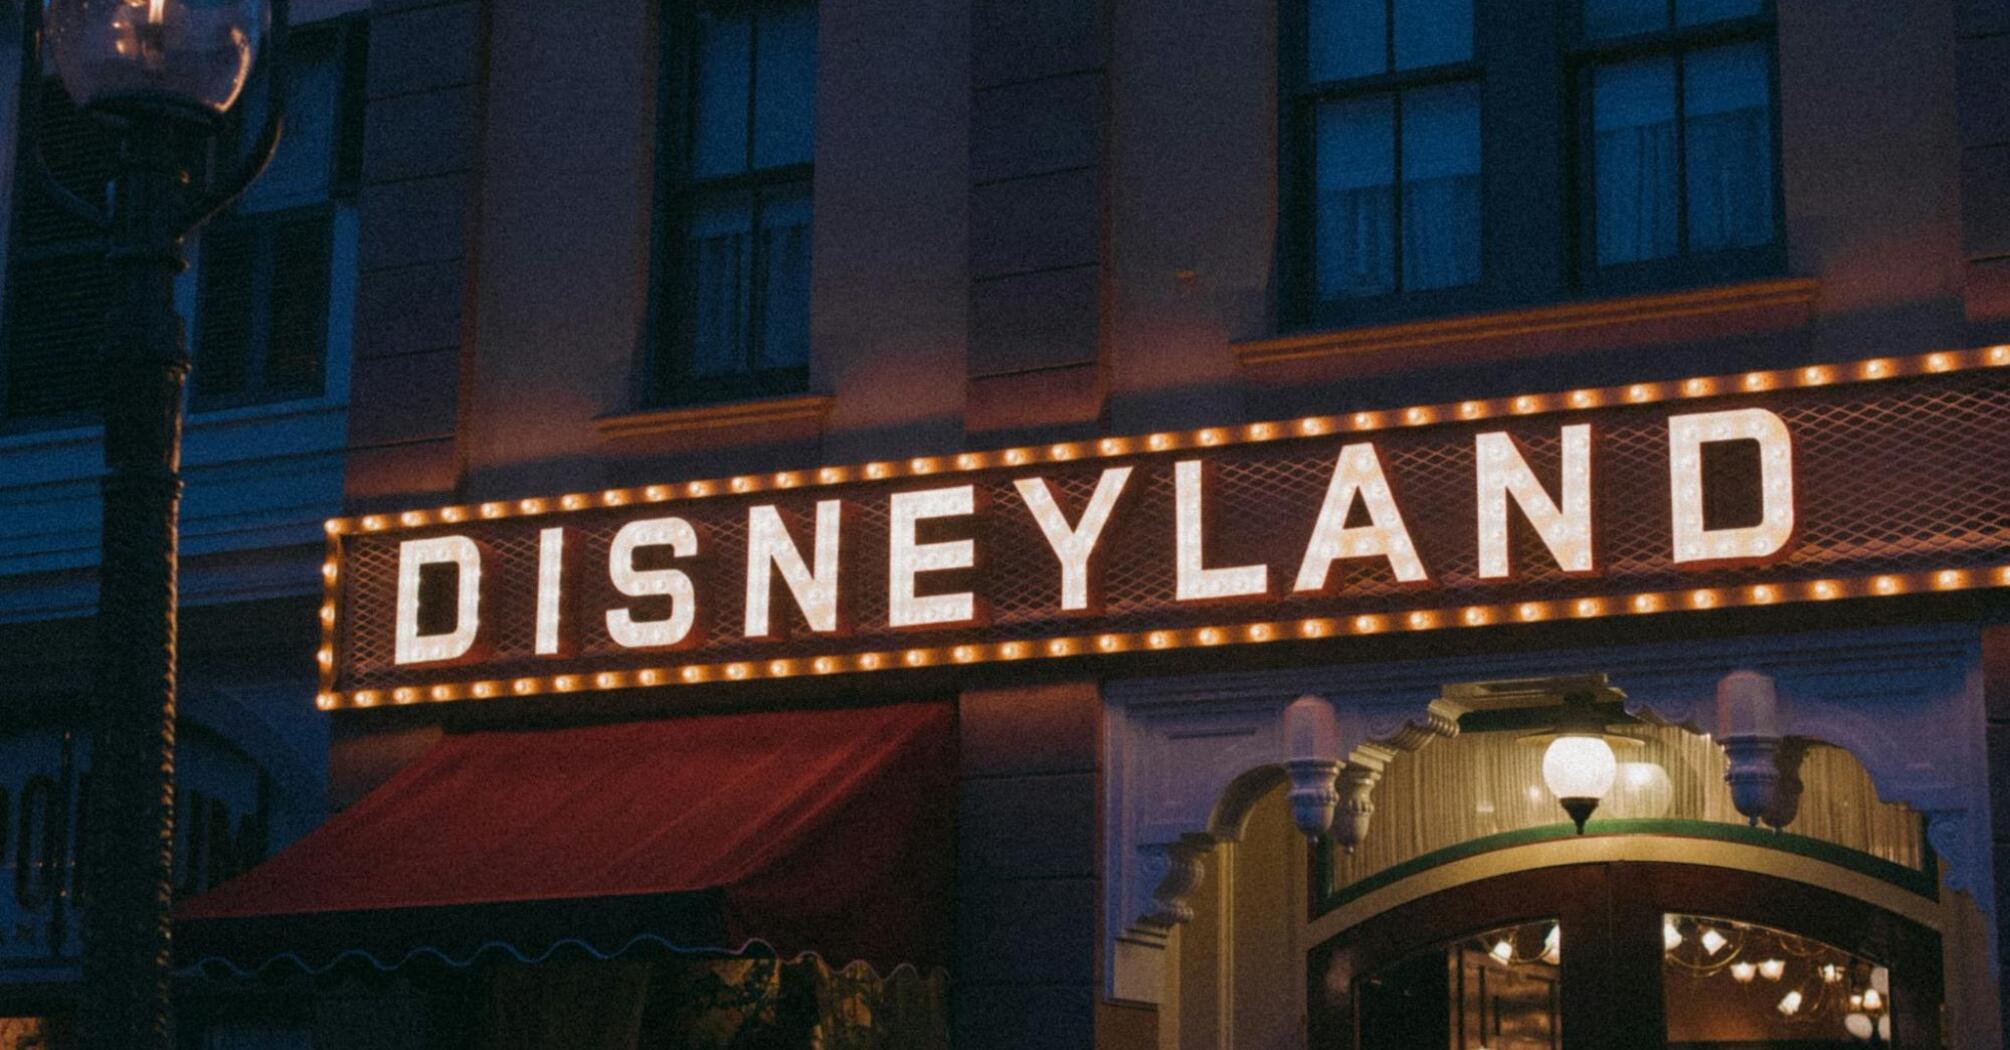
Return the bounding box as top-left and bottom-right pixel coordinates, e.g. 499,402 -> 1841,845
1663,914 -> 1893,1046
1352,919 -> 1561,1049
1326,723 -> 1923,900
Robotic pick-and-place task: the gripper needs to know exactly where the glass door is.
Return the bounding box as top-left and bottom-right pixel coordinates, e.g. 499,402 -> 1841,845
1309,861 -> 1941,1050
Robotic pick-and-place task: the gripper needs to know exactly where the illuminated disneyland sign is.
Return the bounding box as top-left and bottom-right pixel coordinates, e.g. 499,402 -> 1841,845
317,348 -> 2010,709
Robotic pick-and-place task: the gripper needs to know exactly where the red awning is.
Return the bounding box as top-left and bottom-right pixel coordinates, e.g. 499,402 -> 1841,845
177,702 -> 954,975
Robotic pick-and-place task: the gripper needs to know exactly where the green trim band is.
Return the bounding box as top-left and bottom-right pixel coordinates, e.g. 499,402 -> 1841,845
1314,819 -> 1938,918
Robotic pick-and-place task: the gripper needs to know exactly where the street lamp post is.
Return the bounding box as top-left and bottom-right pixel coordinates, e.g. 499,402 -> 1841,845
19,1 -> 286,1045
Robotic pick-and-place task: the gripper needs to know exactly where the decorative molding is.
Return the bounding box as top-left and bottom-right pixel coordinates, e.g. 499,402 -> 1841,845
593,394 -> 835,439
1102,622 -> 1993,1005
1234,277 -> 1819,369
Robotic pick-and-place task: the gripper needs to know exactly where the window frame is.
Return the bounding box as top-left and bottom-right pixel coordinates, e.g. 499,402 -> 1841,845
1567,2 -> 1785,298
187,16 -> 368,413
1278,0 -> 1788,335
1279,0 -> 1490,331
644,0 -> 816,409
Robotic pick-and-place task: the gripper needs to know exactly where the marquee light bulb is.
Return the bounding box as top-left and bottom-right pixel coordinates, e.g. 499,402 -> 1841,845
745,501 -> 845,637
393,536 -> 482,666
1017,468 -> 1132,611
1476,426 -> 1593,578
606,518 -> 699,648
1293,444 -> 1426,591
889,486 -> 981,627
1174,461 -> 1268,600
1669,409 -> 1795,565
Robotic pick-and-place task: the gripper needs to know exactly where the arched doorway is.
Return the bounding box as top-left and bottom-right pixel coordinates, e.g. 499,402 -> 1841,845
1307,862 -> 1941,1049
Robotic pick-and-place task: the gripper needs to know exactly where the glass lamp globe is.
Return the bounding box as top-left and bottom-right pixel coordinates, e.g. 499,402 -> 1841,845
47,0 -> 267,116
1542,734 -> 1616,833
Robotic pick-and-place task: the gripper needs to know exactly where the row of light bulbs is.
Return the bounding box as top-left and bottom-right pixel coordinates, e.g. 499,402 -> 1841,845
314,564 -> 2010,709
319,346 -> 2010,539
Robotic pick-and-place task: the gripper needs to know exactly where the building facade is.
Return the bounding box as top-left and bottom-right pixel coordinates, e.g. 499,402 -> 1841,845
11,0 -> 2010,1046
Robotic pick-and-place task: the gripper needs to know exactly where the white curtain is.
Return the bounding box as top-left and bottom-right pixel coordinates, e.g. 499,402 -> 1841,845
1331,723 -> 1923,892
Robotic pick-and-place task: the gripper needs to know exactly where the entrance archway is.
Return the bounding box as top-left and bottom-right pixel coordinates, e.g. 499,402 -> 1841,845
1307,862 -> 1941,1049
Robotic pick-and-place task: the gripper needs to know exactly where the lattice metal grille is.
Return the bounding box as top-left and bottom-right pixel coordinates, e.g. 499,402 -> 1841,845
335,371 -> 2010,695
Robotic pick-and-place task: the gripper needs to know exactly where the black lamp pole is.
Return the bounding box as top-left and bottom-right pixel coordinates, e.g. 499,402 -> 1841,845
18,3 -> 286,1046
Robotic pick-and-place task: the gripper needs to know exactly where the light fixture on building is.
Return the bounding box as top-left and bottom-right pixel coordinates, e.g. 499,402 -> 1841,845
1731,961 -> 1758,983
1534,692 -> 1621,833
1759,958 -> 1787,981
1777,990 -> 1804,1017
1820,962 -> 1845,984
1843,1013 -> 1875,1041
1699,928 -> 1729,956
1663,920 -> 1683,952
1542,925 -> 1560,965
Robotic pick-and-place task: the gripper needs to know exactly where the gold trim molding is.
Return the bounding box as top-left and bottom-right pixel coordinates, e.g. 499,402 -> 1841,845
1236,278 -> 1821,368
594,393 -> 835,439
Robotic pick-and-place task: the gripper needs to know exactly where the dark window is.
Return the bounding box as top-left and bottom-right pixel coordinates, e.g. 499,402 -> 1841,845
0,82 -> 117,421
1576,0 -> 1780,293
1282,0 -> 1780,329
649,0 -> 816,406
192,21 -> 368,409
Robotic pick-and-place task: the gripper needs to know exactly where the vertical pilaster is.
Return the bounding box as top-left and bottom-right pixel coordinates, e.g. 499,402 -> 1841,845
1982,625 -> 2010,1037
345,0 -> 486,512
1958,0 -> 2010,339
955,680 -> 1103,1049
966,0 -> 1109,440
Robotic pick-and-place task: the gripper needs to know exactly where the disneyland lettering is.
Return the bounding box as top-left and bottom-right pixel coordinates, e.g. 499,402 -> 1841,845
389,407 -> 1794,665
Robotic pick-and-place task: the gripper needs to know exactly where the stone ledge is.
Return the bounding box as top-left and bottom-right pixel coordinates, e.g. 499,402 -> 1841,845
594,394 -> 836,439
1236,277 -> 1821,372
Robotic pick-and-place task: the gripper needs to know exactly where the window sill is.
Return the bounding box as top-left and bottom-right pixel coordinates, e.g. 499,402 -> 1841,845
594,393 -> 835,439
1236,277 -> 1819,378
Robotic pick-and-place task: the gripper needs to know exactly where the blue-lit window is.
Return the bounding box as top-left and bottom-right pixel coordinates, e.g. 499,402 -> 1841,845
1295,0 -> 1482,315
1580,0 -> 1779,282
652,0 -> 816,405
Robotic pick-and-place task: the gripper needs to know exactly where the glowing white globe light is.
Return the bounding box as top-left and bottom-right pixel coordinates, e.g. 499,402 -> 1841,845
1543,734 -> 1617,832
1844,1013 -> 1874,1041
1609,760 -> 1674,818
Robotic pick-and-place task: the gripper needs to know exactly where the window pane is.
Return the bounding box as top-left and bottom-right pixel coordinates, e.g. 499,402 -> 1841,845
1315,96 -> 1396,299
1393,0 -> 1472,69
1583,0 -> 1667,39
757,187 -> 813,369
1685,42 -> 1773,252
1400,83 -> 1480,291
753,5 -> 816,169
1593,57 -> 1678,265
240,42 -> 338,212
690,196 -> 754,376
1677,0 -> 1762,26
692,10 -> 751,178
1307,0 -> 1385,82
1664,915 -> 1892,1046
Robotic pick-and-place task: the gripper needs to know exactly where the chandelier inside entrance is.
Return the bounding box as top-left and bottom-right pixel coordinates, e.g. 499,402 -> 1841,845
1663,914 -> 1892,1044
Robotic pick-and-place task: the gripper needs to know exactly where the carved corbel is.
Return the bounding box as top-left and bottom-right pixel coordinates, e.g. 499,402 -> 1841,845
1330,745 -> 1394,853
1142,835 -> 1216,927
1759,738 -> 1810,831
1717,669 -> 1784,825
